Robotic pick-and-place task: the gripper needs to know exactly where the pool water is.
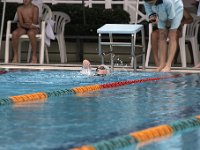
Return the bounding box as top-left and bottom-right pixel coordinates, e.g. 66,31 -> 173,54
0,70 -> 200,150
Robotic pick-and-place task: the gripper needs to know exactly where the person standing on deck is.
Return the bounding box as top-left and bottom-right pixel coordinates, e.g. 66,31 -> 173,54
144,0 -> 183,72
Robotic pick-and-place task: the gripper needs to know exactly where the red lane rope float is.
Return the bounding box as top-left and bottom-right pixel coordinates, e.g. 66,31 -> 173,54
99,75 -> 180,90
72,115 -> 200,150
0,74 -> 181,105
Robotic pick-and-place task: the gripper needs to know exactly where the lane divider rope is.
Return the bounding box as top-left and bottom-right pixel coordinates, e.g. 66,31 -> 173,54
72,115 -> 200,150
0,74 -> 181,105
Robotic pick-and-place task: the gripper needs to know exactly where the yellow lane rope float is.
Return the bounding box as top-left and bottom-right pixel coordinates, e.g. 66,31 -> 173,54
0,74 -> 181,105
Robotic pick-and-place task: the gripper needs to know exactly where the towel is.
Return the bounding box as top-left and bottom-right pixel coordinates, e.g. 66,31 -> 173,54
45,19 -> 55,47
32,0 -> 43,18
198,1 -> 200,16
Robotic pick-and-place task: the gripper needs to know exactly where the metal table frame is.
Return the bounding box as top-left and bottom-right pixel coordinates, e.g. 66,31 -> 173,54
97,24 -> 146,71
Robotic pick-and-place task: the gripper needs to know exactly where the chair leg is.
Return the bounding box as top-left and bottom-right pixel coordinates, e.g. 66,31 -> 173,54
179,38 -> 187,67
5,37 -> 10,63
61,36 -> 67,63
18,41 -> 21,63
27,44 -> 32,63
190,38 -> 200,66
45,45 -> 49,64
39,43 -> 44,64
39,21 -> 45,64
58,35 -> 67,63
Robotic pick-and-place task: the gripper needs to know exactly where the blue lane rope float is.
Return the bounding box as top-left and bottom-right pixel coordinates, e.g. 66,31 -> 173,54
72,116 -> 200,150
0,74 -> 181,105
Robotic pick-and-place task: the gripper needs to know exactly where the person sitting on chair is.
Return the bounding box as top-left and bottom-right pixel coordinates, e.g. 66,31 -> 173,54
150,8 -> 193,67
11,0 -> 39,63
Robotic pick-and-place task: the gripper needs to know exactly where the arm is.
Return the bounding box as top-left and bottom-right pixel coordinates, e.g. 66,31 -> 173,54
144,2 -> 157,22
30,6 -> 39,29
32,6 -> 39,25
144,2 -> 154,18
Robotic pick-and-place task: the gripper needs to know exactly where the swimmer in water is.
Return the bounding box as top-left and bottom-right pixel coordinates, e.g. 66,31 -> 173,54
80,59 -> 110,76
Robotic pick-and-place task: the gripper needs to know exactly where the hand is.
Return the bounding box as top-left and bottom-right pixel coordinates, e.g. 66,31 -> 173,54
149,16 -> 157,23
165,20 -> 172,29
31,24 -> 40,29
149,13 -> 158,23
23,22 -> 32,29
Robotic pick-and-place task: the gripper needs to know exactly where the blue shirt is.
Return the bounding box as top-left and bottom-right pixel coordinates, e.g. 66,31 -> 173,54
144,0 -> 183,29
144,0 -> 183,22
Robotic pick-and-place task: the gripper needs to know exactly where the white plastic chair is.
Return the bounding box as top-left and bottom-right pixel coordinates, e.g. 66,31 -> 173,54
183,17 -> 200,66
4,4 -> 52,64
178,24 -> 188,67
49,11 -> 71,63
175,17 -> 200,67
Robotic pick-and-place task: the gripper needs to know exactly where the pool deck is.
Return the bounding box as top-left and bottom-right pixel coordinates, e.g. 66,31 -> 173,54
1,63 -> 200,73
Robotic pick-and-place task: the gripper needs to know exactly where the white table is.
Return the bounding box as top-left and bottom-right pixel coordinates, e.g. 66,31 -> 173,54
97,24 -> 146,71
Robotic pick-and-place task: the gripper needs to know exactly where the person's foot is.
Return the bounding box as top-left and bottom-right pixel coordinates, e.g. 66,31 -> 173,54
194,63 -> 200,68
31,56 -> 37,64
161,66 -> 171,72
154,65 -> 165,72
12,56 -> 18,63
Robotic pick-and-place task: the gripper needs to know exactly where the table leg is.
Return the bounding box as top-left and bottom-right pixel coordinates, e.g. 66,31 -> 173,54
131,33 -> 137,71
109,33 -> 114,71
141,27 -> 146,69
98,34 -> 104,64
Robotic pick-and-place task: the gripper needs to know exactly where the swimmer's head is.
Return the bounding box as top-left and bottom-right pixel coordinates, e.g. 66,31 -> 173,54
96,65 -> 110,76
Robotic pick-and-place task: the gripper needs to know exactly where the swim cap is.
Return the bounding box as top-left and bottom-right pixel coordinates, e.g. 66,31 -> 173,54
96,65 -> 110,76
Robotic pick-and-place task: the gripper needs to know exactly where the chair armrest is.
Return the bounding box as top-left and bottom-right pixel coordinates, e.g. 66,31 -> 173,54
6,20 -> 13,37
6,20 -> 19,37
181,24 -> 187,38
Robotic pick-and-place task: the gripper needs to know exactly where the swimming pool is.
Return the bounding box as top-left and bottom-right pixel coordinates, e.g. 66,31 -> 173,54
0,70 -> 200,150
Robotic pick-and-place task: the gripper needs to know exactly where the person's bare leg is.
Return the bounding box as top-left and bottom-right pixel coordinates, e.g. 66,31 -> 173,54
11,28 -> 26,63
27,29 -> 38,63
162,29 -> 177,72
194,63 -> 200,68
156,29 -> 168,72
151,30 -> 160,67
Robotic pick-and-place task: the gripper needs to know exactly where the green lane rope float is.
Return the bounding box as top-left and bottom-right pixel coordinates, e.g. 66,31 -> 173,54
72,115 -> 200,150
0,74 -> 181,105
